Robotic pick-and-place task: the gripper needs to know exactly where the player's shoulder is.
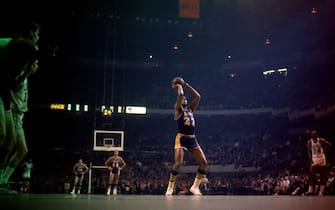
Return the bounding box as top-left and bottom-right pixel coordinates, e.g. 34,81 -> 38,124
0,43 -> 9,67
319,137 -> 330,144
318,137 -> 326,142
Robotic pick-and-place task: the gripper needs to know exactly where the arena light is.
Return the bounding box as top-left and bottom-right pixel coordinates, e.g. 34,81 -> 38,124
101,105 -> 106,112
265,38 -> 271,45
117,106 -> 125,113
50,103 -> 65,110
84,104 -> 89,112
67,104 -> 72,111
102,106 -> 114,116
278,68 -> 287,73
311,7 -> 317,14
125,106 -> 147,114
103,108 -> 112,116
262,69 -> 275,76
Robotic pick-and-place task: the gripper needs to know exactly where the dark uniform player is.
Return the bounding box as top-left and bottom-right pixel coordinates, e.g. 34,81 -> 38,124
0,27 -> 39,187
105,150 -> 126,195
165,78 -> 208,196
70,158 -> 88,194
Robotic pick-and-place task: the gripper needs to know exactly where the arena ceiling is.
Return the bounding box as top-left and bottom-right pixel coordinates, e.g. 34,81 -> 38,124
1,0 -> 334,106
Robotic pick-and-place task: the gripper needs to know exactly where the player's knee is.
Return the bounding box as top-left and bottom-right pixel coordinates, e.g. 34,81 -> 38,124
170,169 -> 179,176
174,161 -> 183,170
17,148 -> 28,158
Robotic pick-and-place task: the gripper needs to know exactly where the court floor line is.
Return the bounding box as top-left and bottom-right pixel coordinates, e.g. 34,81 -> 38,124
1,194 -> 334,210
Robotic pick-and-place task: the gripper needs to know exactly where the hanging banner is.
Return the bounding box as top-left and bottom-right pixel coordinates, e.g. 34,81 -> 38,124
179,0 -> 200,19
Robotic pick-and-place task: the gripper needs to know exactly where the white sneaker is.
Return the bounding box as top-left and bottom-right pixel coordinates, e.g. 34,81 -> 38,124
113,188 -> 117,195
190,186 -> 202,196
77,190 -> 80,194
70,190 -> 75,194
165,187 -> 173,196
106,191 -> 110,195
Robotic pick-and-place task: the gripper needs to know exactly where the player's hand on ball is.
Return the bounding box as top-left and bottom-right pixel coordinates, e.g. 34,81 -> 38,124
171,77 -> 185,88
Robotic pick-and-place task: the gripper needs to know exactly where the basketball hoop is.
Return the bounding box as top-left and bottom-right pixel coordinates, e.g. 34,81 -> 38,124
104,144 -> 114,151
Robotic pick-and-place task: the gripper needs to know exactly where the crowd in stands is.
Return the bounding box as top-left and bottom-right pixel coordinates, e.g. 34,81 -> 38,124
11,113 -> 335,196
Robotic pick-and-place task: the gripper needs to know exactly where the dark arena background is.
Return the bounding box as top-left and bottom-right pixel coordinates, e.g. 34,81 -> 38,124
1,0 -> 335,210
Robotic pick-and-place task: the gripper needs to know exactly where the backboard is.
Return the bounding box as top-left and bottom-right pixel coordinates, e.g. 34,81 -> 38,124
93,130 -> 124,151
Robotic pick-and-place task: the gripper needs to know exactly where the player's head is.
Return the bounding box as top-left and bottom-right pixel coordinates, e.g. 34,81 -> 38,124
7,38 -> 39,78
17,22 -> 40,43
311,130 -> 318,139
114,150 -> 119,156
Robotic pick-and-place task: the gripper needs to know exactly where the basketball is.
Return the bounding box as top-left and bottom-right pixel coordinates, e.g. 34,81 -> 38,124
172,77 -> 185,86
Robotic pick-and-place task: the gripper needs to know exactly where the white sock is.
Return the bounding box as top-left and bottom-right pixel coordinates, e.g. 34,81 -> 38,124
192,177 -> 202,188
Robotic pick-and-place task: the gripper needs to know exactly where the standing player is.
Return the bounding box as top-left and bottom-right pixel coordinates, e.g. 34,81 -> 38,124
165,77 -> 208,196
306,130 -> 331,196
70,158 -> 89,194
105,150 -> 126,195
20,157 -> 34,193
0,22 -> 40,186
